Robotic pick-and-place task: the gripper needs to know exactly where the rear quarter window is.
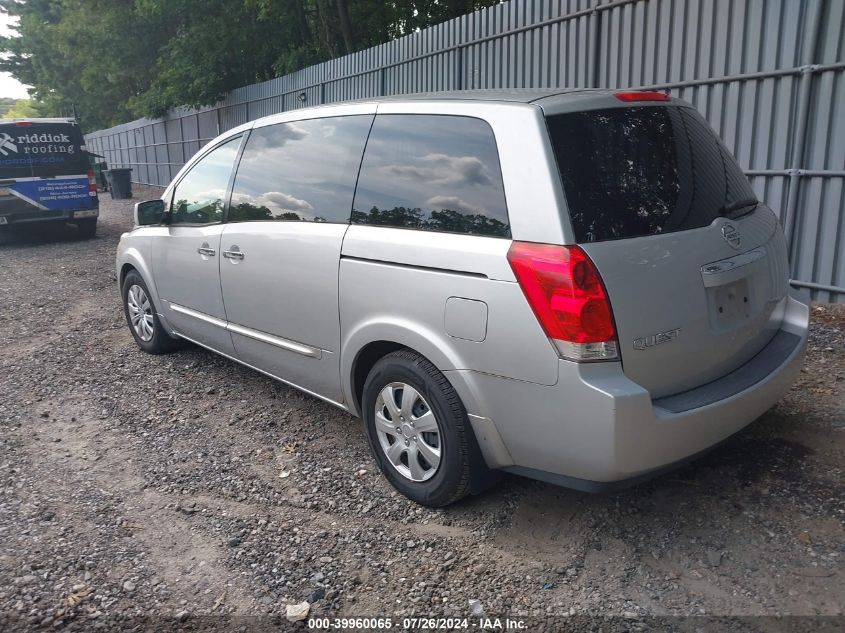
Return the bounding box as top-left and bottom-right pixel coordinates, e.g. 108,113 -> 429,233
547,106 -> 756,243
352,114 -> 510,238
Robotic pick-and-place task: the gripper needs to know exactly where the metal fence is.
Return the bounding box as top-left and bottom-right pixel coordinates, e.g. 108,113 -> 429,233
85,0 -> 845,303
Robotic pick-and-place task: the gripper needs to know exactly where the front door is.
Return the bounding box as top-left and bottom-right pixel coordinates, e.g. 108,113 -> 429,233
218,112 -> 374,403
151,135 -> 243,356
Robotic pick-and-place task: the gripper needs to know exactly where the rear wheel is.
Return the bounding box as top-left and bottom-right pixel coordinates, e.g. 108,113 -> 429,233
76,218 -> 97,239
121,270 -> 181,354
362,349 -> 478,507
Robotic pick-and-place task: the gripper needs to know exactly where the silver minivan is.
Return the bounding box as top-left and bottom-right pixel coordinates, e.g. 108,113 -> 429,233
116,89 -> 809,506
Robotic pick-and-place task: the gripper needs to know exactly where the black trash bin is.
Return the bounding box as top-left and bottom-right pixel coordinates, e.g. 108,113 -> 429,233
96,161 -> 109,192
104,168 -> 133,199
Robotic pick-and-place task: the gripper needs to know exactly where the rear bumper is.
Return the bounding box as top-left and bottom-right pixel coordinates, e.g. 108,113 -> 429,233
0,208 -> 98,226
447,294 -> 809,487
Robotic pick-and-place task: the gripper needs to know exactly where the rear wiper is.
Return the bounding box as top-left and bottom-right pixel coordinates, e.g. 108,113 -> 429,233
718,198 -> 759,219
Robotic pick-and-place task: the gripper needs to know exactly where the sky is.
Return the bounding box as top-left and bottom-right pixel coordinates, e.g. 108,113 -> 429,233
0,11 -> 29,100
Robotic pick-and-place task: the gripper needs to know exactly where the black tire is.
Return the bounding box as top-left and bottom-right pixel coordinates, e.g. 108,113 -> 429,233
121,270 -> 181,354
76,218 -> 97,239
362,349 -> 480,507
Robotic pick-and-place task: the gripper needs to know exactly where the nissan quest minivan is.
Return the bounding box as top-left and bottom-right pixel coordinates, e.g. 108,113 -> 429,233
116,89 -> 809,507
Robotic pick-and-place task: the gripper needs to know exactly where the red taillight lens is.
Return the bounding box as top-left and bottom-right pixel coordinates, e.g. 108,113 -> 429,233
15,120 -> 32,127
507,242 -> 618,361
87,169 -> 98,196
614,90 -> 670,102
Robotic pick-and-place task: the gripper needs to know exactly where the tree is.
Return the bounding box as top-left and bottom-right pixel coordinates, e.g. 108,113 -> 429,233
0,0 -> 503,130
0,0 -> 174,129
0,97 -> 17,115
336,0 -> 355,54
2,98 -> 48,118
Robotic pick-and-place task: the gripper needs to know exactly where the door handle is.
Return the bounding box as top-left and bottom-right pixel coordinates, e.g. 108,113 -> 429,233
222,249 -> 244,260
197,247 -> 216,256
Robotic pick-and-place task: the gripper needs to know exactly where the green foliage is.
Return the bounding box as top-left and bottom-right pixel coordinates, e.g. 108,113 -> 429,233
0,96 -> 17,115
0,0 -> 501,131
2,98 -> 50,118
0,0 -> 174,129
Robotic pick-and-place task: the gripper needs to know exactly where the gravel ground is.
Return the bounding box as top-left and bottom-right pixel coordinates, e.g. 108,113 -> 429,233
0,189 -> 843,631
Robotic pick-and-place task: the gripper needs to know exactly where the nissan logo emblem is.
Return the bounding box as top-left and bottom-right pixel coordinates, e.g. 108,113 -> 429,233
722,223 -> 742,249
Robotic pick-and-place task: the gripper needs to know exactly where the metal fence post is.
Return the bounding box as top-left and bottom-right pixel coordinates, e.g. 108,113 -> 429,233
588,0 -> 602,88
161,116 -> 169,188
455,46 -> 464,90
783,0 -> 825,266
179,115 -> 185,178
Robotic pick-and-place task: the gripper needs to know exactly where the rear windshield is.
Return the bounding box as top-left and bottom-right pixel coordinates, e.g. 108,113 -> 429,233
0,121 -> 89,179
547,106 -> 756,243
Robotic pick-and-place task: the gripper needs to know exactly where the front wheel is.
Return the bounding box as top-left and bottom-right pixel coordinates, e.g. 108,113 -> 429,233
362,349 -> 480,507
121,270 -> 181,354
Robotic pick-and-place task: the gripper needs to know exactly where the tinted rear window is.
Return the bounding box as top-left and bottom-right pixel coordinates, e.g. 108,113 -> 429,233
547,106 -> 756,243
0,122 -> 89,179
352,114 -> 509,238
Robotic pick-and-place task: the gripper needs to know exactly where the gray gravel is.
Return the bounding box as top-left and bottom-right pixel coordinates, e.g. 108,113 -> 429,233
0,188 -> 843,630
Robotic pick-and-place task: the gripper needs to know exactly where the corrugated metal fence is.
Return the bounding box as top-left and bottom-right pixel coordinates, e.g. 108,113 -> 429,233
85,0 -> 845,302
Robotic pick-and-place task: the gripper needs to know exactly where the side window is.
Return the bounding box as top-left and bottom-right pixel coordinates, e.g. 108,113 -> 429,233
351,114 -> 509,238
170,136 -> 241,225
228,115 -> 373,223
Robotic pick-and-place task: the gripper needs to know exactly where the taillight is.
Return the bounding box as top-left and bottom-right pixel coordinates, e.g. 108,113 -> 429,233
614,90 -> 670,102
87,169 -> 98,197
14,120 -> 32,127
507,242 -> 618,362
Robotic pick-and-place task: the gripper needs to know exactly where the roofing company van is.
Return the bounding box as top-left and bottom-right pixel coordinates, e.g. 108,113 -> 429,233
0,118 -> 99,238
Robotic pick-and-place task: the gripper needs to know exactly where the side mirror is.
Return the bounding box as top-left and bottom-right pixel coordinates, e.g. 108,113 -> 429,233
134,199 -> 166,226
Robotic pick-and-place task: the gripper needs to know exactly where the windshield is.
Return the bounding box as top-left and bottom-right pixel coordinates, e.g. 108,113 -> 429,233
547,106 -> 757,243
0,121 -> 89,180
